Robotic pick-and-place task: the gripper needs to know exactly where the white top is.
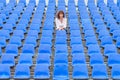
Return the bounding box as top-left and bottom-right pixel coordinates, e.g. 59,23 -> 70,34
55,18 -> 67,29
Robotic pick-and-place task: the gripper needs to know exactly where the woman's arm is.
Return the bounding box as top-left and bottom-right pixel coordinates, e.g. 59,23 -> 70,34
63,18 -> 67,29
55,18 -> 60,29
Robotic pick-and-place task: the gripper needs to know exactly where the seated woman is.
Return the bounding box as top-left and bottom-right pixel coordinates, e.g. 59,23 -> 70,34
55,10 -> 67,30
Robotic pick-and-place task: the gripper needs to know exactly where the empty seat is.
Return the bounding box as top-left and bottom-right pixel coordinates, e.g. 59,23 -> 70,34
0,64 -> 10,79
100,36 -> 113,47
70,30 -> 81,37
0,37 -> 6,47
25,37 -> 37,47
108,54 -> 120,67
36,54 -> 50,65
116,37 -> 120,48
70,37 -> 82,45
30,24 -> 40,32
72,65 -> 89,79
13,30 -> 24,39
27,30 -> 38,39
71,45 -> 84,53
38,44 -> 51,54
16,24 -> 27,32
112,30 -> 120,40
56,30 -> 66,37
40,37 -> 52,45
0,54 -> 15,66
42,30 -> 53,38
34,64 -> 50,79
2,24 -> 13,32
72,54 -> 86,65
54,54 -> 68,65
5,44 -> 18,54
111,64 -> 120,79
53,64 -> 69,79
18,54 -> 33,66
87,44 -> 101,55
85,37 -> 98,46
0,30 -> 10,39
92,64 -> 108,79
22,44 -> 35,55
14,64 -> 30,79
9,36 -> 22,47
55,37 -> 67,44
90,54 -> 104,66
104,44 -> 117,56
55,45 -> 68,53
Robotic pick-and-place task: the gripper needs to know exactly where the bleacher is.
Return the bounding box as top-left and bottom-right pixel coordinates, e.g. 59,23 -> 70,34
0,0 -> 120,79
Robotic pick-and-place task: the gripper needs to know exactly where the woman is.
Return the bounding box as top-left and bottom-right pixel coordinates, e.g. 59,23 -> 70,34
55,10 -> 67,30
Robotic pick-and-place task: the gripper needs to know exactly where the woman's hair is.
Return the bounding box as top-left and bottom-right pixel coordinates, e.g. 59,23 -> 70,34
56,10 -> 65,19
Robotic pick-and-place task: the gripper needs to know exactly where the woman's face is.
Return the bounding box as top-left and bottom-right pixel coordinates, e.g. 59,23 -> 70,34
59,13 -> 64,18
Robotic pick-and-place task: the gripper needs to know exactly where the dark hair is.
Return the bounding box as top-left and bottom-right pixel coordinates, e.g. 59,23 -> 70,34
57,10 -> 65,19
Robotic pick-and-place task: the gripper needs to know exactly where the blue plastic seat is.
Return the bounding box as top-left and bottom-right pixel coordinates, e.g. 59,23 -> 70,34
40,37 -> 52,45
9,36 -> 22,47
72,64 -> 89,79
14,64 -> 30,79
70,37 -> 82,45
100,36 -> 113,47
55,45 -> 68,53
84,30 -> 95,38
56,30 -> 66,37
108,54 -> 120,67
25,37 -> 37,47
29,24 -> 40,32
55,37 -> 67,44
22,44 -> 35,55
2,24 -> 13,32
85,37 -> 98,46
0,64 -> 10,79
98,30 -> 110,39
13,30 -> 24,39
87,44 -> 101,55
70,30 -> 81,37
112,30 -> 120,40
27,30 -> 38,39
36,54 -> 50,65
71,45 -> 84,53
0,37 -> 6,47
90,54 -> 104,66
38,44 -> 51,54
104,44 -> 117,56
19,19 -> 29,26
72,54 -> 86,65
18,54 -> 33,66
54,54 -> 68,65
19,0 -> 26,5
92,64 -> 108,79
53,64 -> 69,79
116,37 -> 120,48
42,30 -> 53,38
16,24 -> 27,32
1,54 -> 15,66
5,44 -> 18,54
6,19 -> 16,26
111,64 -> 120,79
0,30 -> 10,39
34,64 -> 50,79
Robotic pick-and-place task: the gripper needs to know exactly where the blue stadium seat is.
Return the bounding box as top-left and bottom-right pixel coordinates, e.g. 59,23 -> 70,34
6,19 -> 16,26
98,30 -> 110,39
56,30 -> 66,37
19,0 -> 26,5
30,24 -> 40,32
5,44 -> 18,54
22,44 -> 35,55
85,37 -> 98,46
70,30 -> 81,37
16,24 -> 27,33
87,44 -> 101,55
55,45 -> 68,53
2,24 -> 13,32
72,54 -> 86,65
90,54 -> 104,66
9,36 -> 22,47
70,37 -> 82,45
27,30 -> 38,39
38,44 -> 51,54
13,30 -> 24,39
0,37 -> 6,47
111,64 -> 120,79
92,64 -> 108,79
116,37 -> 120,48
100,36 -> 113,47
25,37 -> 37,47
108,54 -> 120,67
112,30 -> 120,40
104,44 -> 117,56
19,19 -> 29,26
55,37 -> 67,44
0,46 -> 1,55
54,54 -> 68,65
36,54 -> 50,65
53,64 -> 69,79
14,64 -> 30,79
71,45 -> 84,54
0,64 -> 10,79
72,65 -> 89,79
84,30 -> 95,38
0,30 -> 10,39
40,37 -> 52,45
34,64 -> 50,79
42,30 -> 53,38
